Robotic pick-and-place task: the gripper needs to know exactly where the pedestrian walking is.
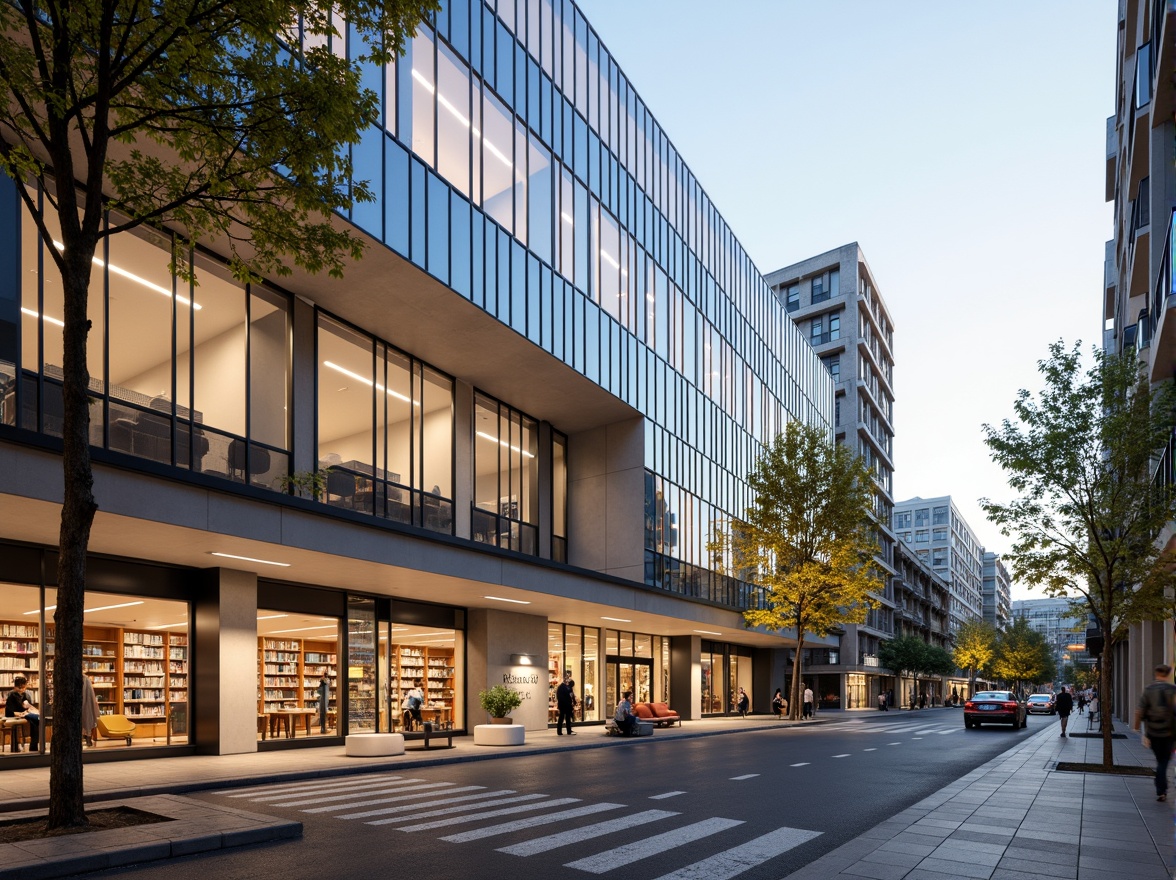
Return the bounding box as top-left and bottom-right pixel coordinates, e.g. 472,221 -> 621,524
1055,685 -> 1073,737
877,692 -> 888,711
1132,663 -> 1176,802
918,692 -> 927,710
736,687 -> 749,717
1077,691 -> 1086,714
555,670 -> 577,735
802,685 -> 814,719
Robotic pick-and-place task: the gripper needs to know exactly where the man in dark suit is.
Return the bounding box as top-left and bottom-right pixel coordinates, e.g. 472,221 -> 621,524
1055,686 -> 1074,737
556,671 -> 577,735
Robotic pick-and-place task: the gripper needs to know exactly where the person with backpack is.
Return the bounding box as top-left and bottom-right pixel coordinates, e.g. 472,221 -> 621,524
1132,663 -> 1176,802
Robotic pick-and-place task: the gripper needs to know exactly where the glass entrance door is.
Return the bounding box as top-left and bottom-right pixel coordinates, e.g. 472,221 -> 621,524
606,659 -> 653,713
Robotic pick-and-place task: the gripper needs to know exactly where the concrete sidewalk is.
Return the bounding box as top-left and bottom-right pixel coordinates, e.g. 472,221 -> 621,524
0,711 -> 1169,879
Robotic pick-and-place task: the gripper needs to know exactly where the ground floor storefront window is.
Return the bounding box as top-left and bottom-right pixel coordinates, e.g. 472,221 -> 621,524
257,608 -> 342,741
0,578 -> 191,758
701,641 -> 752,715
382,619 -> 463,732
604,630 -> 670,718
547,622 -> 600,725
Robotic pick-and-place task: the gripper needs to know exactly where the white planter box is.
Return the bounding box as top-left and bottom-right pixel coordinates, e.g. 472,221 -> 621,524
473,724 -> 525,746
345,732 -> 405,756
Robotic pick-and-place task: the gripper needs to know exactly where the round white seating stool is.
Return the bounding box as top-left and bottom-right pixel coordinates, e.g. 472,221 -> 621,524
345,732 -> 405,757
473,724 -> 525,746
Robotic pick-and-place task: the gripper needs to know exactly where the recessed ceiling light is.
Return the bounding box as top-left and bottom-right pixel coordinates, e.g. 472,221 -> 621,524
257,614 -> 288,621
693,629 -> 721,636
601,616 -> 632,622
85,601 -> 144,614
484,595 -> 531,605
268,625 -> 338,634
211,552 -> 291,567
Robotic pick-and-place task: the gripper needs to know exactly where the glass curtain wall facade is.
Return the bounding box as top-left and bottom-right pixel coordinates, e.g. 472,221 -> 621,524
13,187 -> 291,489
338,0 -> 832,598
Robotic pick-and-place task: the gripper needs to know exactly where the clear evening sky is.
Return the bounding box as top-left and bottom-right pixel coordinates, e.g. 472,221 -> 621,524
580,1 -> 1113,600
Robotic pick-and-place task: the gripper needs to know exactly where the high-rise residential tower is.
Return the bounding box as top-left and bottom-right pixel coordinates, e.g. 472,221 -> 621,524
982,552 -> 1013,631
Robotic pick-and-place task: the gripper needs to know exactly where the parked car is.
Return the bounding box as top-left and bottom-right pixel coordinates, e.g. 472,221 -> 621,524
1026,693 -> 1056,715
964,691 -> 1028,729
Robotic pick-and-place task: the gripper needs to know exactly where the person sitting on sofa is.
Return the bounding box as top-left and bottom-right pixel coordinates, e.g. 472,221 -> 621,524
5,675 -> 40,751
615,690 -> 639,736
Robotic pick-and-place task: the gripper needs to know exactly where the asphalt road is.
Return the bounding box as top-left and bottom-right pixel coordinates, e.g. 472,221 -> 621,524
90,709 -> 1063,880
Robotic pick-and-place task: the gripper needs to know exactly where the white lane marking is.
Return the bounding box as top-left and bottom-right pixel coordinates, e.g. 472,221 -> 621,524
225,775 -> 407,798
497,809 -> 679,856
395,797 -> 582,832
914,728 -> 940,735
937,728 -> 961,735
789,762 -> 810,767
912,737 -> 924,740
647,826 -> 823,880
565,817 -> 745,874
729,774 -> 759,780
273,781 -> 459,807
863,748 -> 877,752
650,791 -> 686,799
363,793 -> 549,823
303,785 -> 493,814
831,754 -> 851,758
888,742 -> 901,745
435,802 -> 625,842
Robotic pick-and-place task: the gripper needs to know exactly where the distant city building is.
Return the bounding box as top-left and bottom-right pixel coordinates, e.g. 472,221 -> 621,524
893,496 -> 984,631
767,244 -> 896,710
1011,598 -> 1086,675
982,552 -> 1013,631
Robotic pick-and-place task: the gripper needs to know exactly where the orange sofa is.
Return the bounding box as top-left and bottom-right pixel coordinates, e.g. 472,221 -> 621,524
642,701 -> 681,727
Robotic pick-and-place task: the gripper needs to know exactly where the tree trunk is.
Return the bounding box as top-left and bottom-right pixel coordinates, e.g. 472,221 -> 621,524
1099,639 -> 1114,768
47,253 -> 97,829
789,637 -> 805,721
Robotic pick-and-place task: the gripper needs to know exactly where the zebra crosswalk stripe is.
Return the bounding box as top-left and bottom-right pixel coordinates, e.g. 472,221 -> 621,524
393,797 -> 582,832
305,785 -> 493,814
435,802 -> 625,842
223,775 -> 405,798
496,809 -> 679,857
647,826 -> 822,880
357,793 -> 546,823
273,781 -> 458,808
564,817 -> 745,875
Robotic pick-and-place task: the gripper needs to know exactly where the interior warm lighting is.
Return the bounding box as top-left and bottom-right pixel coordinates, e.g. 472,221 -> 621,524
21,307 -> 64,327
210,552 -> 291,567
484,595 -> 531,605
601,616 -> 631,622
475,430 -> 536,458
146,622 -> 190,630
414,67 -> 512,169
23,605 -> 56,615
53,239 -> 201,309
85,601 -> 144,614
268,624 -> 338,634
257,613 -> 289,620
323,360 -> 418,405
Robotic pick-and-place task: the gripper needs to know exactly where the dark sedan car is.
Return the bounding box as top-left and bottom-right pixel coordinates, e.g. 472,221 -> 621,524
964,691 -> 1028,729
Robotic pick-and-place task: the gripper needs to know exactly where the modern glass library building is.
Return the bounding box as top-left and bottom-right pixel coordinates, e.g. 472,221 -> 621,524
0,0 -> 832,762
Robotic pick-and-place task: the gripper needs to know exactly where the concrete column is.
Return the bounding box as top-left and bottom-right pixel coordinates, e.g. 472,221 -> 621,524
669,635 -> 701,720
194,567 -> 258,755
466,607 -> 548,731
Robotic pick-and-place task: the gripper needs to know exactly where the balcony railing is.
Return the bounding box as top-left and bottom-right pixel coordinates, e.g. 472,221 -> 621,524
1153,208 -> 1176,329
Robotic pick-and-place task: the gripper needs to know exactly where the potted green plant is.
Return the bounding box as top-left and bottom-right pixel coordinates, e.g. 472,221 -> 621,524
479,684 -> 522,724
276,468 -> 332,500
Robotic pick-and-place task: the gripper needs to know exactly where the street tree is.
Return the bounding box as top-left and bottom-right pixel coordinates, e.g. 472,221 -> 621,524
982,340 -> 1176,766
878,636 -> 930,708
952,620 -> 997,699
717,421 -> 881,720
990,618 -> 1055,691
0,0 -> 437,828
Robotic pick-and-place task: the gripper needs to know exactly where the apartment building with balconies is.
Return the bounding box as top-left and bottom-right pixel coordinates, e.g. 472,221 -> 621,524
1103,0 -> 1176,725
765,244 -> 897,710
982,551 -> 1013,631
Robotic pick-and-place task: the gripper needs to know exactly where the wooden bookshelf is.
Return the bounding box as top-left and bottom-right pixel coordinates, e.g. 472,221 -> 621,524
389,644 -> 454,729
